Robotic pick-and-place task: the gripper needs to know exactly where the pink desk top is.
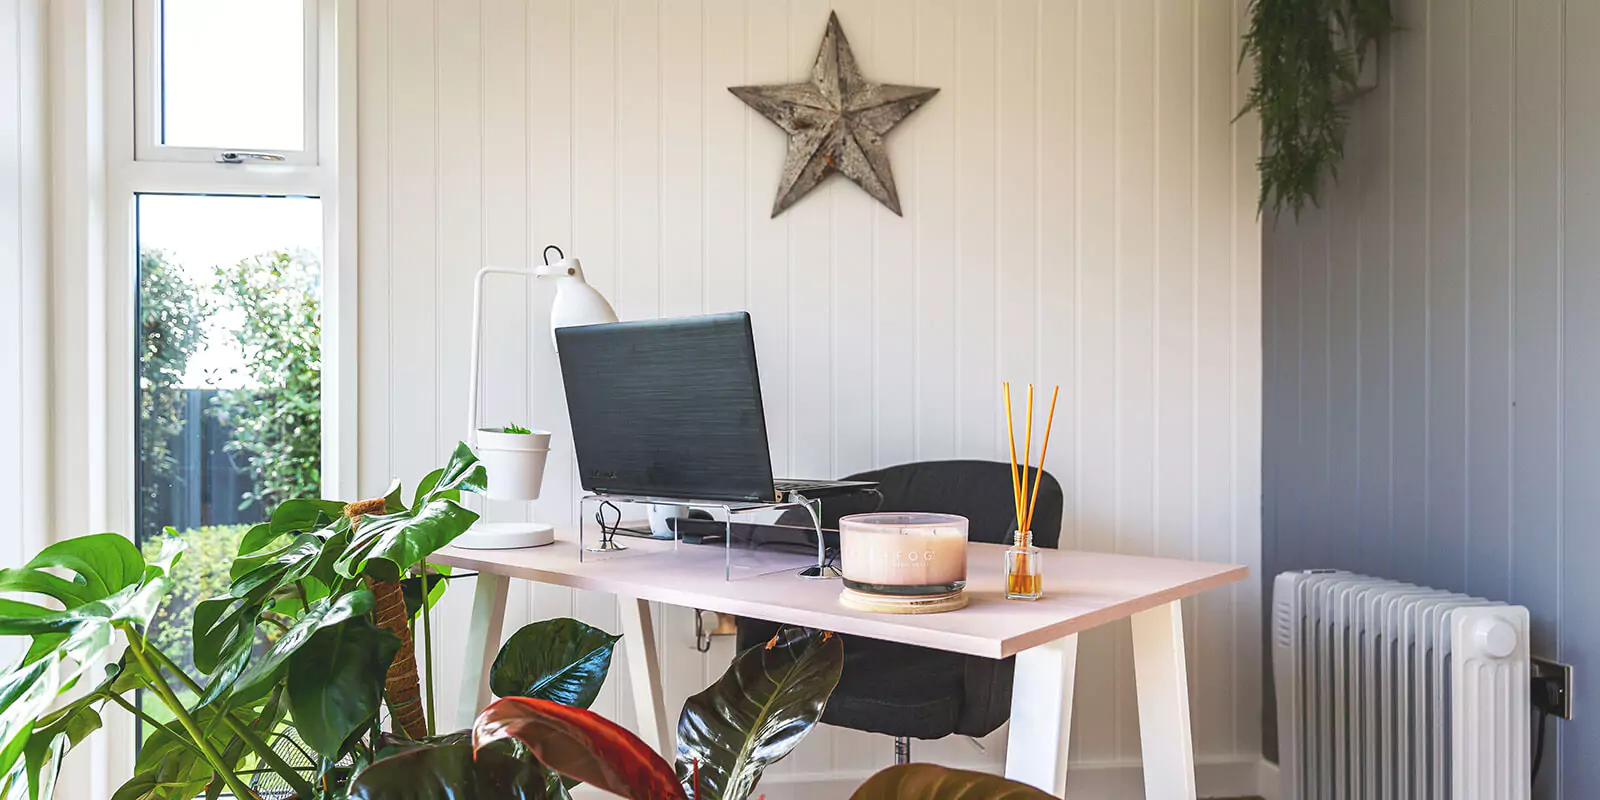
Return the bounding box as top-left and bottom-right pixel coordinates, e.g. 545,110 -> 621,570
432,531 -> 1247,659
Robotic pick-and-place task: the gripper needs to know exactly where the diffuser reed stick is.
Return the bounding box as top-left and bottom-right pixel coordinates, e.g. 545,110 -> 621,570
1004,382 -> 1059,600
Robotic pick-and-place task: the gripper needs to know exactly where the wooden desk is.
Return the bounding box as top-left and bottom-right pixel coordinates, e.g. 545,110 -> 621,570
432,531 -> 1246,798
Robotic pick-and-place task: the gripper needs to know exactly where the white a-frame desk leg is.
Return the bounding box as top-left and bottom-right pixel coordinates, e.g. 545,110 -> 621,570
618,596 -> 670,756
457,572 -> 509,730
1004,633 -> 1079,795
1131,600 -> 1197,799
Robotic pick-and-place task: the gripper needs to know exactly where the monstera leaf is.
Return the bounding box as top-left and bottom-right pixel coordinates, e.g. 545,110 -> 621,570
347,743 -> 551,800
490,619 -> 619,709
674,627 -> 843,800
287,614 -> 401,759
0,699 -> 101,800
473,697 -> 686,800
848,764 -> 1057,799
335,443 -> 487,583
0,539 -> 182,787
228,590 -> 377,703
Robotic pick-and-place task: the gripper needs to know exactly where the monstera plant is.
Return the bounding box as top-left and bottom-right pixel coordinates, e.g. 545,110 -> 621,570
0,443 -> 490,799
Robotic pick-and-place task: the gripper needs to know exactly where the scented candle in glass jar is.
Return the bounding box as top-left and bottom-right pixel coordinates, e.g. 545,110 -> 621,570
839,513 -> 968,596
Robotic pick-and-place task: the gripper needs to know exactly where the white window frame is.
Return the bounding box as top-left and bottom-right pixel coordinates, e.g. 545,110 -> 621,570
131,0 -> 321,166
93,0 -> 356,783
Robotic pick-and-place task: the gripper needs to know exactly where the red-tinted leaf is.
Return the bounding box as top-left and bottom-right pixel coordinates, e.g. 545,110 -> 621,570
849,764 -> 1057,799
473,697 -> 687,800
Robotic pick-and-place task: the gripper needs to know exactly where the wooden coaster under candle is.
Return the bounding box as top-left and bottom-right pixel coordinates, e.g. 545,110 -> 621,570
837,512 -> 969,614
839,585 -> 968,614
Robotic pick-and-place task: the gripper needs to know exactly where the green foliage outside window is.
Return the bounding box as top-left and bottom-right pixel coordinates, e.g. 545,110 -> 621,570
138,248 -> 213,535
210,249 -> 323,511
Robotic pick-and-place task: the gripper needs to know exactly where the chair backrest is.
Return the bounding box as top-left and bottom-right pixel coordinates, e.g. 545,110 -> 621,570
844,460 -> 1063,548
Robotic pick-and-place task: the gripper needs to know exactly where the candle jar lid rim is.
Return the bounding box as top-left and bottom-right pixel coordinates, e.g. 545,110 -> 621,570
840,512 -> 969,529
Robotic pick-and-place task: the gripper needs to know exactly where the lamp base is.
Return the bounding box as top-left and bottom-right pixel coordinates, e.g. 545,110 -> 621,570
454,521 -> 556,550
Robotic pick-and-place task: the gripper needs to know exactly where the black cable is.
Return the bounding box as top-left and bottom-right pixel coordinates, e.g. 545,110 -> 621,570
1532,705 -> 1550,785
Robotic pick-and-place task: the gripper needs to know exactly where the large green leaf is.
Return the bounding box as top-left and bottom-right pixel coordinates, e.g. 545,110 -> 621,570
229,590 -> 375,703
847,764 -> 1057,799
490,619 -> 619,709
346,743 -> 549,800
334,499 -> 480,582
473,697 -> 686,800
0,703 -> 102,800
413,443 -> 489,507
0,534 -> 145,610
286,614 -> 400,759
193,532 -> 325,677
0,621 -> 114,785
674,626 -> 843,800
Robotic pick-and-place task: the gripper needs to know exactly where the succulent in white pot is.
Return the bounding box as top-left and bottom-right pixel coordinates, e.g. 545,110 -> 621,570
474,423 -> 551,502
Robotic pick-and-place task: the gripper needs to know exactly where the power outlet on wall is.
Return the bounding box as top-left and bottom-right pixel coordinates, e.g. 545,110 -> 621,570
1532,657 -> 1574,720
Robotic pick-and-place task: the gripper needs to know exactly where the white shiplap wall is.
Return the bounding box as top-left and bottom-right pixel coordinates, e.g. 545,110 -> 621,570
0,0 -> 49,633
355,0 -> 1263,792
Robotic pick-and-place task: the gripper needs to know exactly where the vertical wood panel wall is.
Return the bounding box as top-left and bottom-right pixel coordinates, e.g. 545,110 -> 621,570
356,0 -> 1263,790
0,0 -> 49,668
1262,0 -> 1598,796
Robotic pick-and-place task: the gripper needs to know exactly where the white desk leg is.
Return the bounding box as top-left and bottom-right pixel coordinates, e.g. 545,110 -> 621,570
1004,633 -> 1079,796
457,572 -> 510,730
618,596 -> 670,756
1131,600 -> 1197,799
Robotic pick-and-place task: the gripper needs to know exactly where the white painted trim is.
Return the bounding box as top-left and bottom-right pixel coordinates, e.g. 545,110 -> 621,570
320,0 -> 358,500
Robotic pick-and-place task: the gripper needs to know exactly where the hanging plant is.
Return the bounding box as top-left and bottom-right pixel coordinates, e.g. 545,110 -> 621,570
1239,0 -> 1395,216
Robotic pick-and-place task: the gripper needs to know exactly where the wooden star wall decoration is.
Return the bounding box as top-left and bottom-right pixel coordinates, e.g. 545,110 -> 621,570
730,12 -> 939,217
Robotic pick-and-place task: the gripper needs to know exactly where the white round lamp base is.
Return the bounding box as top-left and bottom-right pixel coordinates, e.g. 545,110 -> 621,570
453,521 -> 556,550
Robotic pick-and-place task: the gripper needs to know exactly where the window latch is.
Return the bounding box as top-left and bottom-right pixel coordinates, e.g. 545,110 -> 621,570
215,151 -> 287,164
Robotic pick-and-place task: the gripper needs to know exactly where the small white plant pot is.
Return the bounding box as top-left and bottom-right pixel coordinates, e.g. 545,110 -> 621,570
475,428 -> 551,502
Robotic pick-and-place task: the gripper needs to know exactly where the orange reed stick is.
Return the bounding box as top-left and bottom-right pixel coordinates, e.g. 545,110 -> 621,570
1003,382 -> 1024,529
1024,385 -> 1061,534
1022,385 -> 1035,541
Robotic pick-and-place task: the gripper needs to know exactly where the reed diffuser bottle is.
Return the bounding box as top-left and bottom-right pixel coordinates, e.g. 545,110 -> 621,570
1003,381 -> 1058,601
1005,529 -> 1044,600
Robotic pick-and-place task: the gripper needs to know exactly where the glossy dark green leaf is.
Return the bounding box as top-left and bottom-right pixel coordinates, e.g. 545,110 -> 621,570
229,590 -> 375,703
848,764 -> 1057,799
347,743 -> 550,800
195,532 -> 325,677
334,499 -> 480,582
287,614 -> 401,759
490,619 -> 619,709
674,626 -> 843,800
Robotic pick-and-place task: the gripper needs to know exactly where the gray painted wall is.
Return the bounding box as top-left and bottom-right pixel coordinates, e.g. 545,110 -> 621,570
1260,0 -> 1598,796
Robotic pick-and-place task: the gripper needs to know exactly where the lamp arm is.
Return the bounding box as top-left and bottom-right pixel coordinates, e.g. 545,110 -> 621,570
467,266 -> 538,448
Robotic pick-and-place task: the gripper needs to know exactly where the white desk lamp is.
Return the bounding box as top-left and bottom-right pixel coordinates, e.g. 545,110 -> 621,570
453,245 -> 618,550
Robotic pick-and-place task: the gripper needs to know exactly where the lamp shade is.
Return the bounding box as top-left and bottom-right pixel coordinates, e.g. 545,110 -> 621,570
536,256 -> 618,350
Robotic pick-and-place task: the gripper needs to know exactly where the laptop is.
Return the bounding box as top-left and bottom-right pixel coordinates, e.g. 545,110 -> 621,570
555,312 -> 877,504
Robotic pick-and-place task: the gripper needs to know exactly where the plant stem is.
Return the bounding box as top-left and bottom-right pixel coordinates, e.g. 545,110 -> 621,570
121,629 -> 261,800
105,693 -> 209,761
135,633 -> 317,800
421,565 -> 437,736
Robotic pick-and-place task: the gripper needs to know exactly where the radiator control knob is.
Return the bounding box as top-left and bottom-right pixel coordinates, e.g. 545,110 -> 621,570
1472,617 -> 1518,659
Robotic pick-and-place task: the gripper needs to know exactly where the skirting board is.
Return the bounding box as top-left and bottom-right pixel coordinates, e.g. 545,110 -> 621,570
572,758 -> 1279,799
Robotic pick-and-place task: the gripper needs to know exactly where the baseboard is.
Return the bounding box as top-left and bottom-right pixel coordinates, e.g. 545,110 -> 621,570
590,757 -> 1277,800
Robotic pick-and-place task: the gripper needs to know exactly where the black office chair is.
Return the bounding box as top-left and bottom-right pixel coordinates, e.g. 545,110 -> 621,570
737,459 -> 1063,763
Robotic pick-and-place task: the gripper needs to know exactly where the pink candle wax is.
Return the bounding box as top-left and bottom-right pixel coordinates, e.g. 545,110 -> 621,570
839,513 -> 968,595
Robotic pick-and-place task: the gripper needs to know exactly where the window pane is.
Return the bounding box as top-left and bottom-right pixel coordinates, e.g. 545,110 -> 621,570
160,0 -> 305,150
135,194 -> 321,698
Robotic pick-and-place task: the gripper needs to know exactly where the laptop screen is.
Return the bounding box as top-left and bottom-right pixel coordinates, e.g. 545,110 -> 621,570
554,312 -> 780,503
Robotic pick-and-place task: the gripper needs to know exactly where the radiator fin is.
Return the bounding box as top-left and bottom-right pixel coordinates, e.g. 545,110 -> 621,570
1273,571 -> 1530,800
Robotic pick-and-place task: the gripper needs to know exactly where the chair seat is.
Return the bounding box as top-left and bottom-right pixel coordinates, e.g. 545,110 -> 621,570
825,637 -> 967,739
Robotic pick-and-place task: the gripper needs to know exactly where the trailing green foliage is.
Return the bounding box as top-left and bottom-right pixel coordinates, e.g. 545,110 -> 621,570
1239,0 -> 1395,216
210,249 -> 323,511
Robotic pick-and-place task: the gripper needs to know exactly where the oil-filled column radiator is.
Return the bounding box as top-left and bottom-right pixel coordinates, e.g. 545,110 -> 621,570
1273,571 -> 1530,799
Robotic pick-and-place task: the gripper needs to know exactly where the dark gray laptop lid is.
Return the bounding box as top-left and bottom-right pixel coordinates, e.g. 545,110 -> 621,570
554,312 -> 780,503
